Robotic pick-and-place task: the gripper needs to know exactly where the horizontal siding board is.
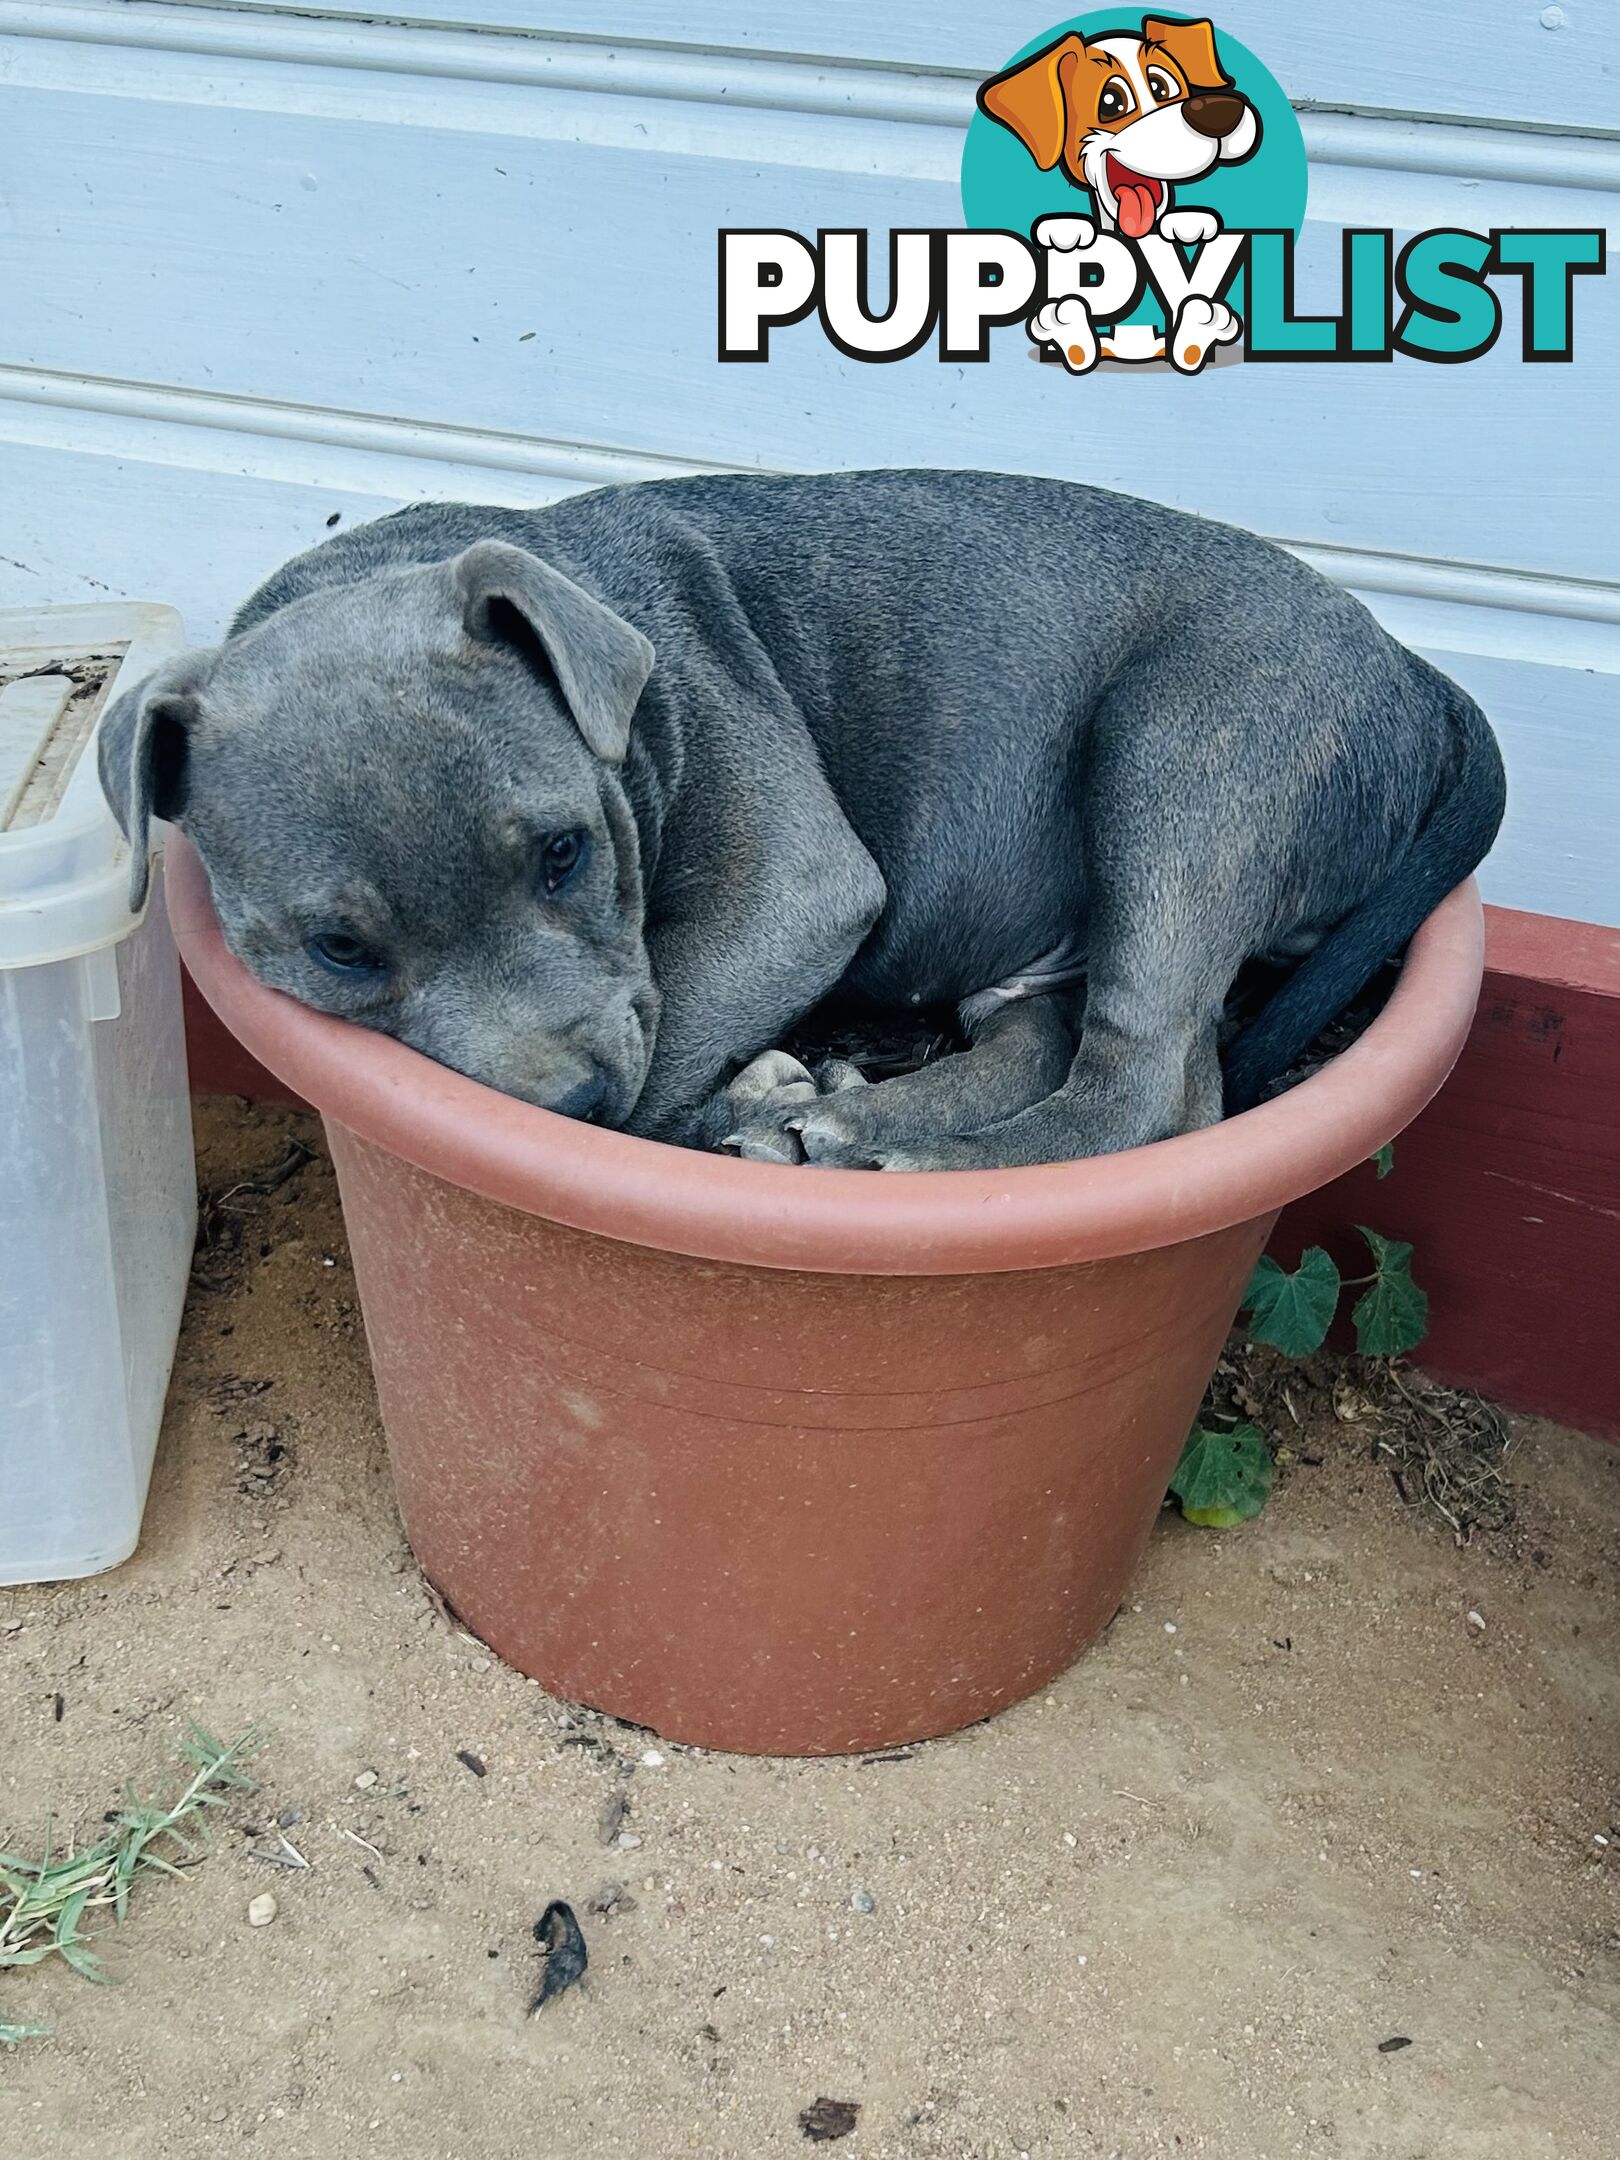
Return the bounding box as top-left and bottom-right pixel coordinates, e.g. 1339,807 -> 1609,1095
144,0 -> 1620,134
0,63 -> 1614,579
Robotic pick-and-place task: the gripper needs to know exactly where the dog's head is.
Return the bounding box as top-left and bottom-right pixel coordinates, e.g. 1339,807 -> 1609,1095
98,544 -> 661,1123
978,16 -> 1260,237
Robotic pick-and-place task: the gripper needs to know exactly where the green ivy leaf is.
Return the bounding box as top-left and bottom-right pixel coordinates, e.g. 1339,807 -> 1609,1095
1170,1421 -> 1274,1528
1371,1143 -> 1395,1180
1352,1227 -> 1429,1356
1241,1248 -> 1341,1358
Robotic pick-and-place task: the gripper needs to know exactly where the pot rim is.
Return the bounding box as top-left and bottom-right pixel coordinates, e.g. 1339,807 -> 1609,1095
168,835 -> 1484,1276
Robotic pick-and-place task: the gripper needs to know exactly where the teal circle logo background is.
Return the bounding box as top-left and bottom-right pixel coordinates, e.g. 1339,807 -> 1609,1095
961,11 -> 1307,244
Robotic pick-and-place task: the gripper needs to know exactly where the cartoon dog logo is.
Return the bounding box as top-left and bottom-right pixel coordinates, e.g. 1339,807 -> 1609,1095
977,15 -> 1261,370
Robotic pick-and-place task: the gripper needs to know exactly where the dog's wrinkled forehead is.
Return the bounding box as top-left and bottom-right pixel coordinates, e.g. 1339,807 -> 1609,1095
209,565 -> 486,729
192,571 -> 595,922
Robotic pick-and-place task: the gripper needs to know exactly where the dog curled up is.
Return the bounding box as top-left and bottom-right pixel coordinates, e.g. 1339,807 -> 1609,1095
100,472 -> 1504,1169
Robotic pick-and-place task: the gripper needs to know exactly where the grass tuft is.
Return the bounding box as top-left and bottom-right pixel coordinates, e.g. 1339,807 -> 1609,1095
0,1724 -> 265,2045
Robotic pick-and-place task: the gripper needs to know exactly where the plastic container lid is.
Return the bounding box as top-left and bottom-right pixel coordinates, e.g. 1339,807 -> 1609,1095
0,602 -> 185,969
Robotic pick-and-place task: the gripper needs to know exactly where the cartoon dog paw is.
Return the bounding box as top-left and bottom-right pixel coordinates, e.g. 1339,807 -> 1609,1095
1170,294 -> 1241,374
1032,214 -> 1097,254
1030,296 -> 1099,374
1158,208 -> 1223,247
1098,324 -> 1166,365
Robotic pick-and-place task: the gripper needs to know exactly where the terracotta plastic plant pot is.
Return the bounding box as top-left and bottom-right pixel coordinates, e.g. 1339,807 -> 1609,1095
170,836 -> 1484,1755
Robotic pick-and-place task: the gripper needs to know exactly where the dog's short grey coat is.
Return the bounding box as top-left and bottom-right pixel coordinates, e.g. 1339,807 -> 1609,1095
99,471 -> 1504,1168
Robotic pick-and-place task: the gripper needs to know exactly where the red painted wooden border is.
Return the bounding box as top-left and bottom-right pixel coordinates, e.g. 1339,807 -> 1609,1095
180,903 -> 1620,1438
1273,907 -> 1620,1438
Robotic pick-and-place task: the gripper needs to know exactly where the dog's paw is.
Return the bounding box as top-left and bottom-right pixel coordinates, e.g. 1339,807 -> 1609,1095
793,1097 -> 890,1168
723,1048 -> 818,1107
719,1052 -> 870,1165
1032,214 -> 1096,254
1030,296 -> 1098,374
1170,294 -> 1241,374
1158,207 -> 1222,247
717,1050 -> 818,1161
800,1124 -> 958,1173
810,1057 -> 868,1097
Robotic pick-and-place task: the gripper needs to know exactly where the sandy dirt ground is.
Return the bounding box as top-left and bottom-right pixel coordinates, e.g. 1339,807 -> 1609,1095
2,1098 -> 1617,2160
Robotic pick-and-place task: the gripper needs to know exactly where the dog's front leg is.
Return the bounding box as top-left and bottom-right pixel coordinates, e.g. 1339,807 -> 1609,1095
629,924 -> 872,1155
625,834 -> 886,1154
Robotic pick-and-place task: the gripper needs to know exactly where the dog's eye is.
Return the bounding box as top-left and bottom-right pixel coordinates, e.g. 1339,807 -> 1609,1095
1146,67 -> 1181,103
1098,76 -> 1134,122
538,829 -> 589,896
306,931 -> 386,976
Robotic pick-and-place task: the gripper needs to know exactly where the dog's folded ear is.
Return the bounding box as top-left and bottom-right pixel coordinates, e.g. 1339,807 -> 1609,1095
452,540 -> 655,765
96,649 -> 215,914
1141,16 -> 1231,91
976,34 -> 1088,172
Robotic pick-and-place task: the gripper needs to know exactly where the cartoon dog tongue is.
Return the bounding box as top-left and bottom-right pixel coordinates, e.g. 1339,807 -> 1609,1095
1108,161 -> 1160,239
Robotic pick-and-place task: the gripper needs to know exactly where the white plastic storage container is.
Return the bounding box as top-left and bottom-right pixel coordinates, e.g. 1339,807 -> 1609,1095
0,603 -> 196,1584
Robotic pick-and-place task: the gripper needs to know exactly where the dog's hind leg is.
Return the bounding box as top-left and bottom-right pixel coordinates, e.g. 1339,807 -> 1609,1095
722,992 -> 1078,1167
883,942 -> 1230,1170
882,781 -> 1255,1169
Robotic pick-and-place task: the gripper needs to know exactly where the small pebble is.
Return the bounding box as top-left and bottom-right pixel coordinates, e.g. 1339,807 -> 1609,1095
1466,1610 -> 1486,1633
597,1790 -> 629,1846
586,1882 -> 635,1917
247,1892 -> 278,1927
617,1830 -> 643,1851
353,1770 -> 378,1790
639,1748 -> 665,1769
1164,1622 -> 1177,1635
850,1888 -> 876,1914
470,1656 -> 493,1673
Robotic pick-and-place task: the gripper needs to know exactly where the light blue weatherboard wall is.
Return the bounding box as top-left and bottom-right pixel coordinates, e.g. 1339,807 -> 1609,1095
0,1 -> 1615,926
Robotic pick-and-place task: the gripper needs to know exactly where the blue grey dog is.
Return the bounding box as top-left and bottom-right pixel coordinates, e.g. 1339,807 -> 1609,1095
99,472 -> 1503,1168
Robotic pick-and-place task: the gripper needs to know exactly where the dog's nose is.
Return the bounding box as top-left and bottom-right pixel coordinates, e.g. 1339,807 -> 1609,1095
549,1071 -> 607,1123
1183,91 -> 1246,140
